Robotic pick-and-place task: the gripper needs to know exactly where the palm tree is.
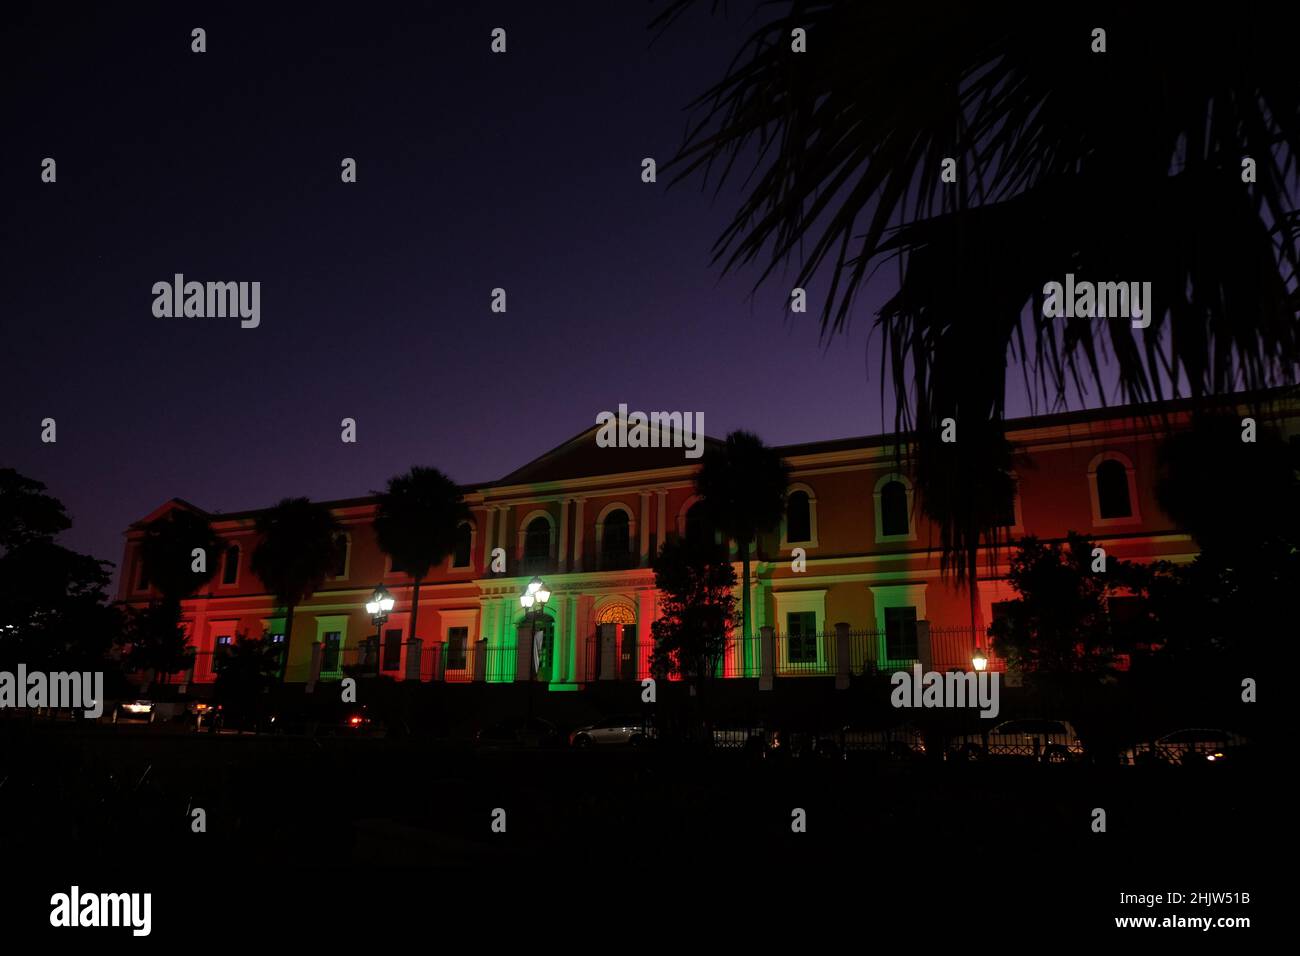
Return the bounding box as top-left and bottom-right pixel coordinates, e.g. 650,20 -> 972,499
250,497 -> 342,682
137,508 -> 224,684
138,508 -> 225,606
695,431 -> 790,670
373,466 -> 470,652
660,2 -> 1300,583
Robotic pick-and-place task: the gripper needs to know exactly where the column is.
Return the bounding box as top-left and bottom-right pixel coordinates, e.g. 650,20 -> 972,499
496,506 -> 509,557
639,492 -> 651,566
636,589 -> 654,680
656,491 -> 667,553
573,499 -> 586,572
834,622 -> 851,691
483,507 -> 495,569
559,499 -> 571,572
759,626 -> 775,691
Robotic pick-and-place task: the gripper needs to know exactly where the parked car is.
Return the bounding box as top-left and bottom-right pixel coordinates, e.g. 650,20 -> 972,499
838,723 -> 927,760
341,706 -> 380,735
569,714 -> 656,748
186,700 -> 223,732
948,719 -> 1084,763
111,699 -> 157,724
474,716 -> 560,749
1124,728 -> 1248,766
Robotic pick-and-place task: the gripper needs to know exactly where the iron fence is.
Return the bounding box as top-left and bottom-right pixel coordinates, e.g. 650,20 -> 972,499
166,622 -> 1005,687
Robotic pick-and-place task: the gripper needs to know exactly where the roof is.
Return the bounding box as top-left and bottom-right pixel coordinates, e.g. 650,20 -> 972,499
128,387 -> 1299,527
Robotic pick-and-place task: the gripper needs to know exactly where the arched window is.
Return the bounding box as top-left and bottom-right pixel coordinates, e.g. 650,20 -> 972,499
1096,459 -> 1132,519
524,517 -> 551,561
786,491 -> 811,543
880,481 -> 910,537
602,509 -> 631,558
684,501 -> 713,547
451,521 -> 473,568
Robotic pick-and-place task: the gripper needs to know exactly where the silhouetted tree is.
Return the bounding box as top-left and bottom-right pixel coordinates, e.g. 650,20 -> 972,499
251,498 -> 342,682
989,533 -> 1139,679
0,467 -> 72,550
694,431 -> 788,651
650,536 -> 737,690
0,468 -> 120,671
213,633 -> 281,731
122,601 -> 194,685
373,467 -> 470,653
662,2 -> 1300,584
135,508 -> 224,684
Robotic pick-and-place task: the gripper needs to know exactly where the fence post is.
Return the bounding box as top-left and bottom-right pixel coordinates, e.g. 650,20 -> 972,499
405,638 -> 422,682
917,620 -> 933,673
437,641 -> 449,681
835,622 -> 851,690
306,641 -> 323,693
759,625 -> 775,691
474,639 -> 487,682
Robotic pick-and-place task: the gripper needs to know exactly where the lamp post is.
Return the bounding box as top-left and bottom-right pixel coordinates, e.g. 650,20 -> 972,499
972,647 -> 988,673
519,575 -> 551,715
365,584 -> 395,675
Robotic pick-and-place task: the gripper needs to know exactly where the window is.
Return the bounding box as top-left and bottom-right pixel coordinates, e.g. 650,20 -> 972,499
885,607 -> 919,660
602,509 -> 631,562
332,534 -> 349,578
214,634 -> 233,666
452,522 -> 473,568
383,628 -> 403,670
880,481 -> 909,537
222,545 -> 239,585
447,626 -> 469,670
787,611 -> 817,664
524,517 -> 551,561
1095,459 -> 1132,519
786,491 -> 811,543
321,631 -> 341,672
684,502 -> 712,546
135,555 -> 149,591
992,479 -> 1017,528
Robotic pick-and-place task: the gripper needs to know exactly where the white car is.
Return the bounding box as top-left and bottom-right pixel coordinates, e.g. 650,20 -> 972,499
569,714 -> 655,748
948,719 -> 1083,762
1124,728 -> 1248,766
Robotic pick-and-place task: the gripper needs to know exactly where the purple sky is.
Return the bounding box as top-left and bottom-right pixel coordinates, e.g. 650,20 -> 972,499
1,1 -> 1038,580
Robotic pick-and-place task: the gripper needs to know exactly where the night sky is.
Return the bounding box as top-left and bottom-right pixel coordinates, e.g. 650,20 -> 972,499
1,1 -> 1028,577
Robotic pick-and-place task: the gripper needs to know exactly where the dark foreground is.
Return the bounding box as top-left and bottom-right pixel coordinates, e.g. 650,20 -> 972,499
0,722 -> 1272,940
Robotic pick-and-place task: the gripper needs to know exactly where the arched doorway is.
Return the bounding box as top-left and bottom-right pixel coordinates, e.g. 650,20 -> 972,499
594,600 -> 637,680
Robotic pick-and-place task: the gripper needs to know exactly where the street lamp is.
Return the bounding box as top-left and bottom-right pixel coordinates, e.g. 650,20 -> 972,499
972,647 -> 988,672
365,584 -> 395,673
520,576 -> 550,714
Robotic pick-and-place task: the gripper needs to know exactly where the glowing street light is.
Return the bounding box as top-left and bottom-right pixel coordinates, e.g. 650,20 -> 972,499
365,584 -> 396,672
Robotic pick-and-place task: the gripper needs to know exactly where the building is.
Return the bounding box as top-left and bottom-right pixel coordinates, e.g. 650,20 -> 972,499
116,396 -> 1296,688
